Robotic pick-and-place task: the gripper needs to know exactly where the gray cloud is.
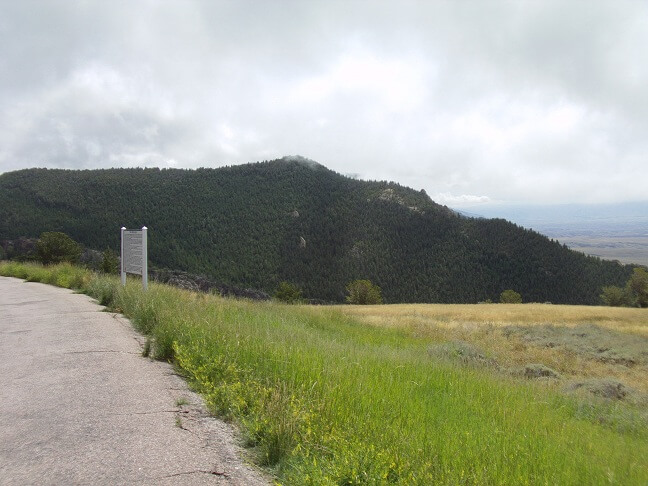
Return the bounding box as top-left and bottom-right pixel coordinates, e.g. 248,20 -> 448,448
1,0 -> 647,205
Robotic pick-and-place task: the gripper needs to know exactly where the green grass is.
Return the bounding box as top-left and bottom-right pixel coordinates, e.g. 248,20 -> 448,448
0,261 -> 90,289
2,261 -> 648,484
175,397 -> 190,407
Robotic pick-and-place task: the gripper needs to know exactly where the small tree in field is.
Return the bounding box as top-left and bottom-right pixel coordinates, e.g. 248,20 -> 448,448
500,289 -> 522,304
346,279 -> 382,305
37,232 -> 82,264
601,268 -> 648,307
274,281 -> 303,304
600,285 -> 631,307
627,267 -> 648,308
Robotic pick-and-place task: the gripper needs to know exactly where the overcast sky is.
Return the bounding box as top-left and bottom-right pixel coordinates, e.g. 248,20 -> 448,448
1,0 -> 647,207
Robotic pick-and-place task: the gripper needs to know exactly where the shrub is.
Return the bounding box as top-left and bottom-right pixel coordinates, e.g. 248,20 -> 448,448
626,267 -> 648,308
500,289 -> 522,304
36,232 -> 82,265
600,285 -> 632,307
601,268 -> 648,307
274,281 -> 303,304
346,279 -> 382,305
100,248 -> 120,274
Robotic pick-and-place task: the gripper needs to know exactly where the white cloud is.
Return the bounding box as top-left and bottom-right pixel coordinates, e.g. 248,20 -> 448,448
290,49 -> 429,113
0,0 -> 647,206
434,193 -> 492,206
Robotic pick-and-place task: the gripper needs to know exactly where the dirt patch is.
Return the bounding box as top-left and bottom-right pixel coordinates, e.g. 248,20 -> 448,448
502,323 -> 648,367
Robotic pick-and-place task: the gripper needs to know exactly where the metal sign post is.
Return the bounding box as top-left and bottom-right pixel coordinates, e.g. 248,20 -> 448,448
120,226 -> 148,290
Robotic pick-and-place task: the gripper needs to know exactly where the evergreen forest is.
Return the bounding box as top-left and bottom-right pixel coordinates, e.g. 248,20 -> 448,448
0,157 -> 634,304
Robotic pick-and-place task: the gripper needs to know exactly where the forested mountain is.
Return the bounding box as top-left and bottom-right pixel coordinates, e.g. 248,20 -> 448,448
0,157 -> 633,304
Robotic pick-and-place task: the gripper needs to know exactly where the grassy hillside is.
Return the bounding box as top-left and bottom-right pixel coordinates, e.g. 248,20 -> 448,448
343,303 -> 648,394
0,157 -> 633,304
2,262 -> 647,485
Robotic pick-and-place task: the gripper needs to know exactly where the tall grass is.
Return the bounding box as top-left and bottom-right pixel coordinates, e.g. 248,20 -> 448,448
1,261 -> 91,289
3,261 -> 648,484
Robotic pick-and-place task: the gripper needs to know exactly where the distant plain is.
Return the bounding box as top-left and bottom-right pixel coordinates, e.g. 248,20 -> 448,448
460,202 -> 648,267
557,235 -> 648,266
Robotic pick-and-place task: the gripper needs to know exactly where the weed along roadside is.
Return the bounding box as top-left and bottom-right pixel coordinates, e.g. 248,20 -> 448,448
2,262 -> 648,485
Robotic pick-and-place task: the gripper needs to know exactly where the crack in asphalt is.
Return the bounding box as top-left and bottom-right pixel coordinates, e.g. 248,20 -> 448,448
106,409 -> 190,416
62,349 -> 141,355
155,469 -> 230,479
1,299 -> 51,306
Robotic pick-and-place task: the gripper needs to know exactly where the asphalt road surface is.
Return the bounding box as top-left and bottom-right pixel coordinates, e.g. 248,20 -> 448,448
0,277 -> 268,485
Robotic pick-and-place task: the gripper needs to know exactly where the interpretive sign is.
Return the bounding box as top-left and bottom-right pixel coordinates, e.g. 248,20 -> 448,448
120,226 -> 148,289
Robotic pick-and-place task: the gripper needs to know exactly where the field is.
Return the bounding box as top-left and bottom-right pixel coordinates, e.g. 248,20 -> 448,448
342,303 -> 648,394
559,235 -> 648,267
2,261 -> 648,485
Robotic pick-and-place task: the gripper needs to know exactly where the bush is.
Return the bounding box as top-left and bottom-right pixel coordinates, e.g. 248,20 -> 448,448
274,281 -> 303,304
627,267 -> 648,308
500,289 -> 522,304
36,232 -> 82,265
600,285 -> 632,307
100,248 -> 120,274
346,279 -> 382,305
601,268 -> 648,307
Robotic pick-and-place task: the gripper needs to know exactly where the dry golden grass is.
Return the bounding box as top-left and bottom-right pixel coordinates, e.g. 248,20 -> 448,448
340,303 -> 648,335
337,303 -> 648,393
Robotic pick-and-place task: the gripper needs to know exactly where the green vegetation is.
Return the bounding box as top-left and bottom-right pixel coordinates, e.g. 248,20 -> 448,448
346,279 -> 383,305
0,158 -> 634,305
175,397 -> 190,407
274,281 -> 303,304
628,267 -> 648,307
2,261 -> 647,485
100,248 -> 120,274
499,289 -> 522,304
36,231 -> 82,264
0,261 -> 90,289
601,285 -> 632,307
601,267 -> 648,307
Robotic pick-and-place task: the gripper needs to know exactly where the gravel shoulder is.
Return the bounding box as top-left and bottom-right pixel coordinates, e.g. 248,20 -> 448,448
0,277 -> 269,486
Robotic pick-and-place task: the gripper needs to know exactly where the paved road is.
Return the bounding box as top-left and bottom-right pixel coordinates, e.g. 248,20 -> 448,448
0,277 -> 268,486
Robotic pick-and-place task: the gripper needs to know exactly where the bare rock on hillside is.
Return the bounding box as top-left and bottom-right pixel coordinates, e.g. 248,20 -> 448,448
1,237 -> 38,260
150,268 -> 270,301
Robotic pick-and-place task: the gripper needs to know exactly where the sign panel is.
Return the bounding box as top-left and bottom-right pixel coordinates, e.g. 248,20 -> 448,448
121,226 -> 148,289
123,230 -> 143,274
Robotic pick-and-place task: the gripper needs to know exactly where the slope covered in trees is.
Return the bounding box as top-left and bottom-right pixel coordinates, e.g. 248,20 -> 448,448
0,157 -> 633,304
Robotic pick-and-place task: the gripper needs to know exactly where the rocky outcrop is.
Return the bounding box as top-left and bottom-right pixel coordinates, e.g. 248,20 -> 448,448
150,268 -> 270,301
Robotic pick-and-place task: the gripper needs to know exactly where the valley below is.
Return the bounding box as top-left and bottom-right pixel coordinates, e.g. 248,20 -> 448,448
538,221 -> 648,267
461,202 -> 648,267
555,234 -> 648,266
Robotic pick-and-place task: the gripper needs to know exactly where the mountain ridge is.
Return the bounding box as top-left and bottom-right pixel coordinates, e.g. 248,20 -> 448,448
0,158 -> 633,304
